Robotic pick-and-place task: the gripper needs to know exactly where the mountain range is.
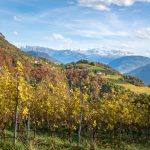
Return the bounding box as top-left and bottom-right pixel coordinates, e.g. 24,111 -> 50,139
108,56 -> 150,74
21,46 -> 133,64
26,51 -> 58,62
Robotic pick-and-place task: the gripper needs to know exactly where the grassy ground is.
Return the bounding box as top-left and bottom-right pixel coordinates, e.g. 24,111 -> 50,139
0,131 -> 150,150
102,75 -> 121,83
102,75 -> 150,95
0,137 -> 150,150
88,66 -> 106,71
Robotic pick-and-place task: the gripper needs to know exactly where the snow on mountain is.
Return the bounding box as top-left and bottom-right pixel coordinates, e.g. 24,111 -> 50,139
21,46 -> 135,64
81,48 -> 133,57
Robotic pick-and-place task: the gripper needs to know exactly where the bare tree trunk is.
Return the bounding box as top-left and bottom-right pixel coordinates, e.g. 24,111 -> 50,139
27,101 -> 30,139
13,79 -> 19,145
92,127 -> 97,141
78,97 -> 84,144
34,121 -> 37,138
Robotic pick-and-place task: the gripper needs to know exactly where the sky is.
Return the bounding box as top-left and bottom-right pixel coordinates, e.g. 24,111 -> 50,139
0,0 -> 150,56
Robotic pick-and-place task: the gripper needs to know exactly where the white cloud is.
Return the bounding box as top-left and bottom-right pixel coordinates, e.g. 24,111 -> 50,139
93,4 -> 110,11
13,31 -> 19,36
78,0 -> 110,11
52,33 -> 65,40
44,33 -> 78,49
78,0 -> 150,11
51,33 -> 74,45
135,27 -> 150,39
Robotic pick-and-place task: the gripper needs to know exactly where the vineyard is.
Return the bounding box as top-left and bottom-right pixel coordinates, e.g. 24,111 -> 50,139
0,36 -> 150,149
0,61 -> 150,149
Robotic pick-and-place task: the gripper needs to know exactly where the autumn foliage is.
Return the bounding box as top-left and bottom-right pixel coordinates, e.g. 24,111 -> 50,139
0,61 -> 149,146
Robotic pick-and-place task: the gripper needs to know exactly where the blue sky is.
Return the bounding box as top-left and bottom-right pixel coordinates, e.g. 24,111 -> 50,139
0,0 -> 150,55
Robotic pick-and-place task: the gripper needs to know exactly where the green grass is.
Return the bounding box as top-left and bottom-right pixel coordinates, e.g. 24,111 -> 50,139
0,131 -> 150,150
102,75 -> 122,81
75,64 -> 106,72
75,64 -> 91,68
89,66 -> 106,71
1,137 -> 149,150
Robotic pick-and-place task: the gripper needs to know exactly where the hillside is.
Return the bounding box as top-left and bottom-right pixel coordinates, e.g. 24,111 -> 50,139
128,64 -> 150,85
109,56 -> 150,73
0,34 -> 65,83
64,59 -> 150,95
